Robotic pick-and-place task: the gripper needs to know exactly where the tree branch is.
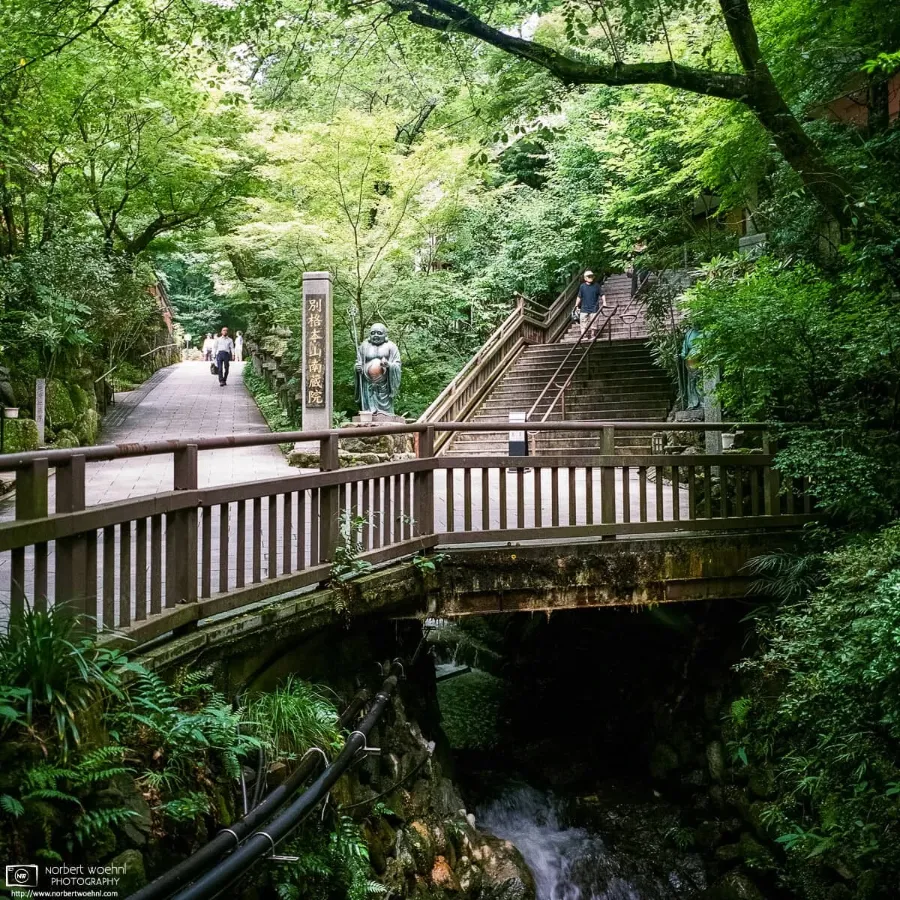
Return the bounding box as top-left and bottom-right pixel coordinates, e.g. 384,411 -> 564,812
389,0 -> 752,102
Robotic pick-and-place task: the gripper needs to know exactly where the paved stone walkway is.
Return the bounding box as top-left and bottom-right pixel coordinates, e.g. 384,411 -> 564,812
84,361 -> 292,504
0,362 -> 294,622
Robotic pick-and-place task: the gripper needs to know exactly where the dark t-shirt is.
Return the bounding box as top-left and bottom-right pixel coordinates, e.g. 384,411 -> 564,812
577,281 -> 602,313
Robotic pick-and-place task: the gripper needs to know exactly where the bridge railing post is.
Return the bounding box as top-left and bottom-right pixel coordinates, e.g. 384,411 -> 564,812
10,458 -> 49,626
56,455 -> 88,626
415,426 -> 435,538
763,433 -> 780,517
319,434 -> 340,563
168,445 -> 198,609
600,426 -> 616,528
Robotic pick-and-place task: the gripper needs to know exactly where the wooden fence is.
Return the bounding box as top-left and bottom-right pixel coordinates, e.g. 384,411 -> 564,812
0,423 -> 813,649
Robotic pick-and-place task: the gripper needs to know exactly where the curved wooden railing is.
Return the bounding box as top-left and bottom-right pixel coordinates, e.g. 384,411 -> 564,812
0,422 -> 813,649
417,275 -> 580,450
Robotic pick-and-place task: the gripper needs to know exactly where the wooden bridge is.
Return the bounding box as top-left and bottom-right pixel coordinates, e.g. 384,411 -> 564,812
0,420 -> 813,652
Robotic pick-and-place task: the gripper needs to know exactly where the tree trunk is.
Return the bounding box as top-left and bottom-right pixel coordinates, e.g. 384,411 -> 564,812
719,0 -> 853,228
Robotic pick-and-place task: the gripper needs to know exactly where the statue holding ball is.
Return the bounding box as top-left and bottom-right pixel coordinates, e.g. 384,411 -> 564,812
355,323 -> 402,415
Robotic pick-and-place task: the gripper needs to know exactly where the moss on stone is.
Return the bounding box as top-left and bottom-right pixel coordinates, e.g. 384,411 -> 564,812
53,428 -> 80,449
1,417 -> 40,453
74,408 -> 100,445
47,378 -> 76,428
69,383 -> 97,417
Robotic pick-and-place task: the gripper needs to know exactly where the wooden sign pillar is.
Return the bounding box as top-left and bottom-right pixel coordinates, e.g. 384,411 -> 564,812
301,271 -> 333,434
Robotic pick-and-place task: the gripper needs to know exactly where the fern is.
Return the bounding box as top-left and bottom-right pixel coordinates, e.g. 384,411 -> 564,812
75,808 -> 138,843
1,794 -> 25,817
744,551 -> 822,601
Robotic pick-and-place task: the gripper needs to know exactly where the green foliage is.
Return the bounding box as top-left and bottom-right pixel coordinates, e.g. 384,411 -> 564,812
243,365 -> 299,434
113,668 -> 261,818
273,816 -> 383,900
242,677 -> 342,761
734,523 -> 900,890
1,746 -> 135,858
0,605 -> 137,755
437,669 -> 504,750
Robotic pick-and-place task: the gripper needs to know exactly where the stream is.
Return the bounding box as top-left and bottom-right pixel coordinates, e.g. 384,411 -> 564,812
478,785 -> 706,900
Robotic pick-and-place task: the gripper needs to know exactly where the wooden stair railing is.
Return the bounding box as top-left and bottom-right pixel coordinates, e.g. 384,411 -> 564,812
417,275 -> 581,452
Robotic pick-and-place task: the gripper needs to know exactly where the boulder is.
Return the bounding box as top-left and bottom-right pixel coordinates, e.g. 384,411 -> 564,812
74,408 -> 100,446
109,849 -> 147,896
69,383 -> 97,416
702,870 -> 764,900
649,742 -> 680,779
707,741 -> 726,783
1,418 -> 40,453
53,429 -> 80,449
431,855 -> 461,892
288,449 -> 320,469
46,379 -> 76,428
475,835 -> 536,900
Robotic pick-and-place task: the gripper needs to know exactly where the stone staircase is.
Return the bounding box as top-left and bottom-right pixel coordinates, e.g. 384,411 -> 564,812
444,336 -> 674,457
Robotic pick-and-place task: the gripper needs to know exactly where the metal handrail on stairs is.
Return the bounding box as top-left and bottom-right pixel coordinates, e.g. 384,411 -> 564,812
525,304 -> 619,424
524,276 -> 656,452
417,275 -> 581,451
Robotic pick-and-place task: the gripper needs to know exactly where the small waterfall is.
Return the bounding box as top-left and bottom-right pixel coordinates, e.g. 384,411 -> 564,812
479,786 -> 694,900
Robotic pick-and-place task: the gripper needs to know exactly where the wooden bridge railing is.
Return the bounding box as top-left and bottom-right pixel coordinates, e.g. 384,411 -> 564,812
0,422 -> 813,649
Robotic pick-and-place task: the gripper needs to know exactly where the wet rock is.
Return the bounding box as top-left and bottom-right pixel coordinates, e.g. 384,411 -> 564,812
703,870 -> 765,900
715,843 -> 742,862
737,833 -> 775,871
649,742 -> 680,779
706,741 -> 726,784
747,768 -> 774,799
395,831 -> 418,875
94,775 -> 151,848
110,849 -> 146,896
475,835 -> 536,900
266,761 -> 288,786
431,856 -> 461,891
407,820 -> 436,874
457,855 -> 483,895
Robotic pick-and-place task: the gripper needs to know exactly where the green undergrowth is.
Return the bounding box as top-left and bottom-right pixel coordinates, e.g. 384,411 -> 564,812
0,605 -> 346,880
243,365 -> 299,451
730,523 -> 900,897
436,669 -> 504,751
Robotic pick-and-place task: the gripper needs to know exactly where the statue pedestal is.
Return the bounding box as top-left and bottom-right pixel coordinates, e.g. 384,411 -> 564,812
351,410 -> 406,424
288,418 -> 415,469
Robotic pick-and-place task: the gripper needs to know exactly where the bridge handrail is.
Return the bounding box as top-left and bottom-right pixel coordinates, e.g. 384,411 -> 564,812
0,421 -> 812,650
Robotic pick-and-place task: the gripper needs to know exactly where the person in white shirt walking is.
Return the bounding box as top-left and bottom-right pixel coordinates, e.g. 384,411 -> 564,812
234,331 -> 244,362
202,333 -> 215,361
214,327 -> 235,386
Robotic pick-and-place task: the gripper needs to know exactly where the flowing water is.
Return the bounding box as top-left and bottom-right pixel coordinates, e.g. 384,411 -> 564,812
478,785 -> 704,900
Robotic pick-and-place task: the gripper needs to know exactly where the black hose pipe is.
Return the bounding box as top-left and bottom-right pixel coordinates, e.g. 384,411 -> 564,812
171,670 -> 400,900
128,689 -> 370,900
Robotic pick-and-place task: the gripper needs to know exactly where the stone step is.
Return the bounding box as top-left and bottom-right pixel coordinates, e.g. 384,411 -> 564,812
485,382 -> 671,401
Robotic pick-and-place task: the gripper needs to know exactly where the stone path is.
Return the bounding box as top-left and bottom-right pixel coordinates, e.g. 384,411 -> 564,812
86,361 -> 293,503
0,362 -> 294,622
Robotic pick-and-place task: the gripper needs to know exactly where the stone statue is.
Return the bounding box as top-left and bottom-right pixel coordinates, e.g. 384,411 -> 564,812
677,327 -> 703,410
0,366 -> 16,408
355,323 -> 402,415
